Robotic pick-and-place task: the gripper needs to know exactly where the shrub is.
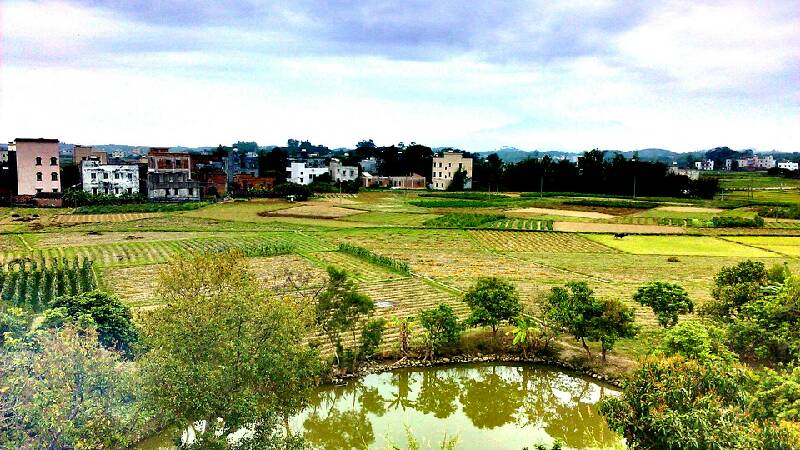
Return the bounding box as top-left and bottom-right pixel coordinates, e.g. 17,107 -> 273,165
74,202 -> 208,214
661,320 -> 736,363
49,291 -> 139,356
338,243 -> 410,274
633,282 -> 694,328
0,258 -> 97,312
418,304 -> 463,360
710,215 -> 764,228
462,277 -> 522,340
423,213 -> 506,228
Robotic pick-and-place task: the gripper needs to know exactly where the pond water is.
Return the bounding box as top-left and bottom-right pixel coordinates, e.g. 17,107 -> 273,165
138,363 -> 624,450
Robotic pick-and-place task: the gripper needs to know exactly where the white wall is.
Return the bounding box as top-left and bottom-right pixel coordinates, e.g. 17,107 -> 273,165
81,161 -> 139,195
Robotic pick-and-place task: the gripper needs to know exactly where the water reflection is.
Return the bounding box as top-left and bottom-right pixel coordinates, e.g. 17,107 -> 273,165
292,364 -> 622,450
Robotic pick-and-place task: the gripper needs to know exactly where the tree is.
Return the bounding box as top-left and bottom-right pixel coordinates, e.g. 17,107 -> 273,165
661,319 -> 736,363
0,306 -> 30,348
546,282 -> 603,357
314,266 -> 375,367
48,290 -> 138,356
0,325 -> 146,449
418,304 -> 463,360
600,356 -> 800,450
633,282 -> 694,328
447,168 -> 467,191
462,277 -> 522,340
590,298 -> 638,361
705,260 -> 768,319
138,251 -> 320,446
509,316 -> 554,358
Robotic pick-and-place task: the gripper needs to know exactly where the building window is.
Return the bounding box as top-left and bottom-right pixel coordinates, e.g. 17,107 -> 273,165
36,188 -> 42,193
35,157 -> 42,165
52,188 -> 58,193
36,172 -> 43,181
188,188 -> 194,196
91,173 -> 97,180
115,173 -> 120,179
50,157 -> 57,166
51,172 -> 58,181
92,188 -> 98,195
128,174 -> 133,180
127,188 -> 132,194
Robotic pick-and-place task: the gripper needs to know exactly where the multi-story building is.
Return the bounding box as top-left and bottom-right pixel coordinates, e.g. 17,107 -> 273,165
329,158 -> 359,182
73,145 -> 108,165
694,160 -> 715,171
736,155 -> 776,171
359,157 -> 378,174
286,160 -> 329,185
667,164 -> 700,180
362,173 -> 426,189
147,148 -> 199,200
225,148 -> 259,183
778,161 -> 799,171
81,160 -> 139,196
431,151 -> 473,190
233,174 -> 275,191
7,138 -> 62,196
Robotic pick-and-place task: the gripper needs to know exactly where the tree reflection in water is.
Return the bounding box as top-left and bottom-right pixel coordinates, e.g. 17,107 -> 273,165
296,364 -> 621,450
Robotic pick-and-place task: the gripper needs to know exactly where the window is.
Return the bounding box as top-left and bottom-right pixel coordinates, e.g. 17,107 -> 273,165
52,188 -> 58,193
36,172 -> 43,181
51,172 -> 58,181
92,188 -> 97,195
188,188 -> 194,196
36,188 -> 42,193
50,157 -> 57,166
103,172 -> 108,179
35,157 -> 42,166
127,188 -> 132,194
91,173 -> 97,180
114,173 -> 120,179
128,174 -> 133,180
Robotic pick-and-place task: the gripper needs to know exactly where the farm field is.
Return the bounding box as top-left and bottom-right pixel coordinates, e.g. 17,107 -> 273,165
3,187 -> 800,364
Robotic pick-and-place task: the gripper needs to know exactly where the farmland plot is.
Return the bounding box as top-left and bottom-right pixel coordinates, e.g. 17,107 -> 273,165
52,213 -> 163,223
332,229 -> 481,252
722,236 -> 800,257
306,251 -> 406,282
469,230 -> 614,253
264,204 -> 363,219
586,235 -> 779,258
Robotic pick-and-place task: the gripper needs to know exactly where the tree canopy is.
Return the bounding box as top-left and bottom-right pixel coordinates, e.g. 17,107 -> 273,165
462,277 -> 522,339
633,282 -> 694,328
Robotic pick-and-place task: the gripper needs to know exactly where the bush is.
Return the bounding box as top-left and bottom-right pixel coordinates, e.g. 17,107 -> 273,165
75,202 -> 208,214
270,183 -> 313,201
661,320 -> 736,363
563,199 -> 658,209
49,291 -> 139,356
423,213 -> 505,228
710,215 -> 764,228
418,304 -> 463,359
419,192 -> 511,200
633,281 -> 694,328
338,243 -> 410,274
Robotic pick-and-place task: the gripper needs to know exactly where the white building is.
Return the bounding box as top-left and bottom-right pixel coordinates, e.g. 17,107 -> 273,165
694,160 -> 715,171
329,158 -> 359,182
359,157 -> 378,173
736,155 -> 777,171
286,161 -> 329,185
81,160 -> 139,196
778,161 -> 799,171
431,151 -> 473,190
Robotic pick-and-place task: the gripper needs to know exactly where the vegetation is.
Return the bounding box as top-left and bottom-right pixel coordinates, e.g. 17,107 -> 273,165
423,213 -> 506,228
75,202 -> 208,214
338,242 -> 411,274
462,277 -> 522,340
633,282 -> 694,328
418,303 -> 464,360
710,215 -> 765,228
660,319 -> 736,363
600,356 -> 800,450
138,251 -> 320,447
0,257 -> 96,312
563,199 -> 658,209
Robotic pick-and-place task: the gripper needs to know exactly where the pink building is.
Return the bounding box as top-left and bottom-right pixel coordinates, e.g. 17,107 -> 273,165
8,138 -> 61,195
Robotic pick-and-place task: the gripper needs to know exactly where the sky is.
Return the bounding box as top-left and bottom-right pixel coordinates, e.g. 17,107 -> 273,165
1,1 -> 798,152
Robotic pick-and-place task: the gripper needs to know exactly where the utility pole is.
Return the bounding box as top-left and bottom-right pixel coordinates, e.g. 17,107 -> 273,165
633,176 -> 637,199
540,175 -> 543,197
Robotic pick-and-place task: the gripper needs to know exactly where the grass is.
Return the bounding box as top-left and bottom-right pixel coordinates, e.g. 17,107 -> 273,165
584,234 -> 780,258
74,202 -> 209,214
721,236 -> 800,257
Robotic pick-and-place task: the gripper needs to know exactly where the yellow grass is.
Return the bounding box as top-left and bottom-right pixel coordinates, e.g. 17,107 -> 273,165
507,207 -> 615,219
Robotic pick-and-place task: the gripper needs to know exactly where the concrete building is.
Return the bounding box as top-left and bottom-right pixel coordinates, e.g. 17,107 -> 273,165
736,155 -> 776,171
431,151 -> 473,190
73,145 -> 108,165
225,148 -> 259,183
329,158 -> 359,182
147,148 -> 199,200
233,174 -> 275,191
694,159 -> 715,171
667,164 -> 700,180
81,160 -> 139,196
778,161 -> 799,171
362,173 -> 426,189
7,138 -> 61,196
286,160 -> 328,185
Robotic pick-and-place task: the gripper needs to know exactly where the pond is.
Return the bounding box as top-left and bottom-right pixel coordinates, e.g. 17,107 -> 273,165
138,363 -> 624,450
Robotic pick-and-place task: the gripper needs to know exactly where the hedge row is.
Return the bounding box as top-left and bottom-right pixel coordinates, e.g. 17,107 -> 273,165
338,243 -> 410,274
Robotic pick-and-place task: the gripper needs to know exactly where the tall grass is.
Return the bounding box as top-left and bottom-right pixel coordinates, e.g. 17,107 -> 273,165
338,243 -> 410,274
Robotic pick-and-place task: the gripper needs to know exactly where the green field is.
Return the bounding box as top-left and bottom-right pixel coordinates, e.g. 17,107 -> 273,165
2,188 -> 799,364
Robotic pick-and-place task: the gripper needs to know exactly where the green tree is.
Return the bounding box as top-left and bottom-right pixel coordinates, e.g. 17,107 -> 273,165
0,325 -> 146,449
463,277 -> 522,340
705,260 -> 767,319
600,356 -> 800,450
446,168 -> 467,191
590,298 -> 638,361
0,306 -> 30,348
48,290 -> 138,356
661,319 -> 736,363
633,281 -> 694,328
508,315 -> 554,358
418,304 -> 463,360
314,266 -> 375,367
138,251 -> 320,446
546,282 -> 603,357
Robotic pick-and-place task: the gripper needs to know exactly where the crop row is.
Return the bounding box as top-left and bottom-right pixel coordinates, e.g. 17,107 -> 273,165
0,257 -> 97,311
488,219 -> 554,231
0,232 -> 330,267
338,243 -> 411,274
468,230 -> 615,253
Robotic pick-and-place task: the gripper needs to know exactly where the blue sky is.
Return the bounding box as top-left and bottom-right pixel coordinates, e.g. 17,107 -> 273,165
1,0 -> 798,151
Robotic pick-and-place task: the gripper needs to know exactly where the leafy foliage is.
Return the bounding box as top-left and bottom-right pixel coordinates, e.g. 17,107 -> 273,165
705,260 -> 768,319
600,356 -> 800,450
462,277 -> 522,339
0,257 -> 97,312
710,215 -> 765,228
48,290 -> 138,356
74,202 -> 208,214
661,319 -> 737,363
633,281 -> 694,328
0,326 -> 146,449
418,304 -> 464,359
338,243 -> 410,274
138,251 -> 320,445
423,213 -> 506,228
